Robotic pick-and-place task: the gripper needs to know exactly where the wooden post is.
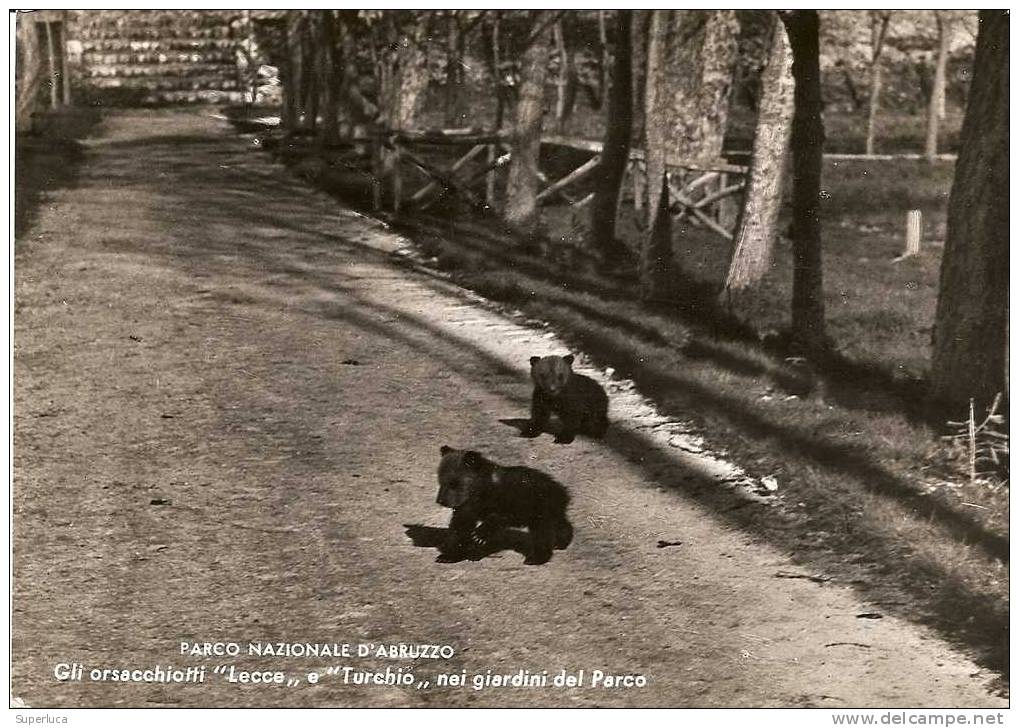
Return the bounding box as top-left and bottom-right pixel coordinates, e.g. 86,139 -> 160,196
904,209 -> 922,257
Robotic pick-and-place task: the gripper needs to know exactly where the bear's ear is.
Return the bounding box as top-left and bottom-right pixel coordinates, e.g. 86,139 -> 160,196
529,356 -> 540,367
562,354 -> 574,366
440,445 -> 453,455
462,450 -> 483,468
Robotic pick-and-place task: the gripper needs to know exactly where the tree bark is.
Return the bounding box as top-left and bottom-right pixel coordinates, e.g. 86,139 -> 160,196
377,14 -> 429,131
639,10 -> 675,300
930,10 -> 1009,413
723,13 -> 794,292
504,19 -> 552,240
281,12 -> 305,132
640,172 -> 674,302
781,10 -> 827,355
336,13 -> 376,139
864,11 -> 890,156
925,11 -> 950,161
444,12 -> 463,127
588,10 -> 633,265
641,9 -> 738,298
553,19 -> 577,133
598,11 -> 610,111
643,9 -> 739,222
301,13 -> 320,134
15,14 -> 43,133
319,11 -> 340,146
629,10 -> 651,148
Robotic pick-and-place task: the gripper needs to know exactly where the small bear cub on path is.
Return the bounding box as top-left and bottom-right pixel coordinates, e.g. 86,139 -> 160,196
436,446 -> 573,565
524,354 -> 609,444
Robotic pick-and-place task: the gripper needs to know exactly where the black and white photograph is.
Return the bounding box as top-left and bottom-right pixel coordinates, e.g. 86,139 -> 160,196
8,7 -> 1011,717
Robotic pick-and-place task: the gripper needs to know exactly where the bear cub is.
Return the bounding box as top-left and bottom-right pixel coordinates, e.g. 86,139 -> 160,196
436,445 -> 573,565
524,354 -> 609,444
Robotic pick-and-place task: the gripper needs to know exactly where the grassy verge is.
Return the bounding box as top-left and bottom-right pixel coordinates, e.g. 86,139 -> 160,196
253,127 -> 1008,688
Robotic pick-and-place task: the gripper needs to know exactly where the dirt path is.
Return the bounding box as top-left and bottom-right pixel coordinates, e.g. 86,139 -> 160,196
12,109 -> 1005,708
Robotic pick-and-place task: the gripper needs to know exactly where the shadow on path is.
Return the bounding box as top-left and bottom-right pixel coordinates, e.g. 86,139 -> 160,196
46,118 -> 1009,683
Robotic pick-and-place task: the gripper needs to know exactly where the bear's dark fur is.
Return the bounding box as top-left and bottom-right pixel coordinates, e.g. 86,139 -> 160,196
435,446 -> 573,565
523,354 -> 609,444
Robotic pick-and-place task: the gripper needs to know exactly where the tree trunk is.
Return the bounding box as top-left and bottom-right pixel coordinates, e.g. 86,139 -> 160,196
319,11 -> 340,146
723,14 -> 794,292
588,10 -> 633,265
281,12 -> 305,132
595,10 -> 610,111
630,10 -> 651,148
643,9 -> 739,222
930,10 -> 1008,413
639,10 -> 675,300
15,14 -> 43,134
925,12 -> 950,161
301,14 -> 320,134
865,11 -> 890,156
641,173 -> 674,302
337,13 -> 375,139
444,13 -> 462,127
641,9 -> 738,297
781,10 -> 827,355
553,19 -> 576,133
504,21 -> 551,240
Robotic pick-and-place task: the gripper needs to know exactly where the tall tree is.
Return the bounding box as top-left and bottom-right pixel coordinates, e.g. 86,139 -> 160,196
924,11 -> 951,161
444,12 -> 463,127
864,11 -> 891,155
301,12 -> 320,134
930,10 -> 1008,412
641,10 -> 738,299
318,10 -> 340,146
781,10 -> 827,355
336,12 -> 377,139
723,13 -> 794,293
629,10 -> 651,219
375,12 -> 430,132
639,10 -> 674,300
629,10 -> 651,143
281,11 -> 306,132
504,17 -> 552,240
588,10 -> 633,265
552,18 -> 578,133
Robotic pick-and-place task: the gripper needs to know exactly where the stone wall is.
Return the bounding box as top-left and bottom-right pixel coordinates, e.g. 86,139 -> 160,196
65,10 -> 250,105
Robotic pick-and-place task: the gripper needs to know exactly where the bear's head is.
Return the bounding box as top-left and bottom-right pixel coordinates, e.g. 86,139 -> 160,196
436,445 -> 492,508
529,354 -> 574,397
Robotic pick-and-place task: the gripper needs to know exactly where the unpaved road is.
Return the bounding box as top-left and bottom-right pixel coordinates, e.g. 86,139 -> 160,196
12,110 -> 1006,708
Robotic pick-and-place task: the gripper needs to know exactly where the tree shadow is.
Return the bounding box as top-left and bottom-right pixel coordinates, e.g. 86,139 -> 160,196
15,109 -> 103,239
46,117 -> 1008,683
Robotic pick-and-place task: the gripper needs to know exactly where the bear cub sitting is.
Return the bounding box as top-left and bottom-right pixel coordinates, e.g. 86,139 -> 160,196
524,354 -> 609,444
436,445 -> 573,565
